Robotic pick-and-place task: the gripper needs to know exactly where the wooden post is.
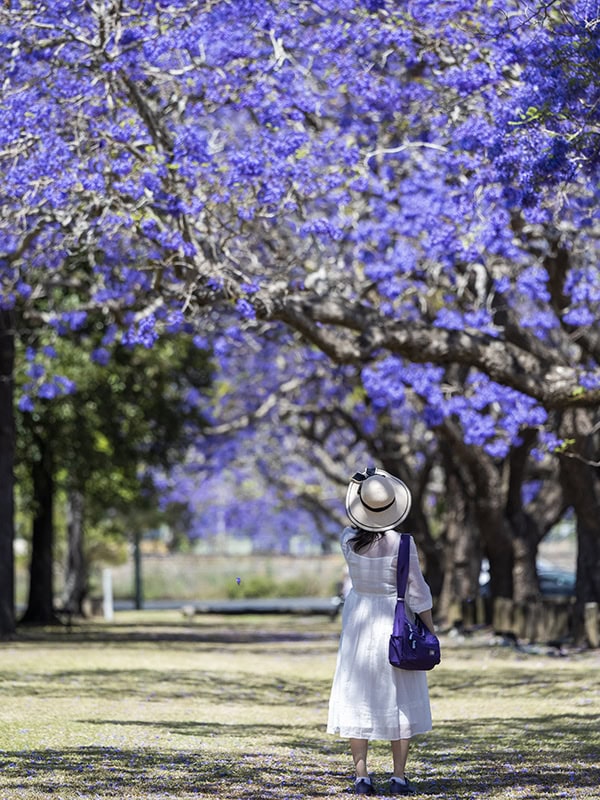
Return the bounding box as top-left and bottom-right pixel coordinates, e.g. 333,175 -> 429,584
476,596 -> 487,626
134,530 -> 143,610
493,597 -> 514,636
102,568 -> 114,622
546,600 -> 572,643
513,603 -> 527,639
524,601 -> 541,643
584,602 -> 599,648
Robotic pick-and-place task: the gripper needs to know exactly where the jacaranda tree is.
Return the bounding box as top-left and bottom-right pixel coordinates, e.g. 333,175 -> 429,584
1,0 -> 599,637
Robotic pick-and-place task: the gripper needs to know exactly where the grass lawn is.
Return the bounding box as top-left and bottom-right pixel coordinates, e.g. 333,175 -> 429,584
1,612 -> 599,799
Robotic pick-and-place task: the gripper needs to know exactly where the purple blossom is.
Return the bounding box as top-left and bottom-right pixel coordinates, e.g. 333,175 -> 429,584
16,280 -> 32,299
2,0 -> 600,557
579,373 -> 600,390
27,363 -> 45,380
58,310 -> 88,332
123,315 -> 159,349
236,298 -> 256,320
539,431 -> 564,453
0,292 -> 16,310
18,395 -> 35,413
563,307 -> 596,326
423,405 -> 444,427
434,309 -> 465,331
92,347 -> 110,366
484,439 -> 510,459
193,335 -> 209,350
300,218 -> 343,240
165,310 -> 186,333
38,382 -> 59,400
522,480 -> 542,506
463,413 -> 497,446
55,375 -> 76,394
102,325 -> 119,346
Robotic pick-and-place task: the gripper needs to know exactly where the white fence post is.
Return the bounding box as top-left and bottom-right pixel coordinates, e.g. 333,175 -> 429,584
102,568 -> 114,622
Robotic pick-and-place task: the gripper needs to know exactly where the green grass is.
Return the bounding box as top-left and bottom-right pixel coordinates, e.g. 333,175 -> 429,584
1,613 -> 599,799
15,553 -> 348,607
102,553 -> 345,602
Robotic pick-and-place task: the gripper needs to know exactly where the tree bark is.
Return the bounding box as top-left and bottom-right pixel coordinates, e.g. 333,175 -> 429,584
21,434 -> 58,625
437,459 -> 482,626
0,310 -> 16,638
380,450 -> 443,597
474,498 -> 514,600
558,411 -> 600,644
62,489 -> 87,615
506,431 -> 542,603
437,420 -> 514,599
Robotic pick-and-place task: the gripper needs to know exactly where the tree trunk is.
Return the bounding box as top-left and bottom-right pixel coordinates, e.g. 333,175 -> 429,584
476,502 -> 514,599
437,465 -> 481,626
558,411 -> 600,644
438,420 -> 514,600
0,310 -> 16,638
442,424 -> 549,605
21,435 -> 58,625
403,504 -> 444,597
381,453 -> 444,596
63,489 -> 87,615
511,522 -> 540,603
507,431 -> 541,604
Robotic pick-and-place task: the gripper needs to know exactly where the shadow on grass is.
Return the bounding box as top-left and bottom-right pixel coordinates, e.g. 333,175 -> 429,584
430,662 -> 598,702
3,623 -> 599,798
0,745 -> 349,799
0,666 -> 333,706
0,713 -> 598,799
12,621 -> 340,647
422,713 -> 600,798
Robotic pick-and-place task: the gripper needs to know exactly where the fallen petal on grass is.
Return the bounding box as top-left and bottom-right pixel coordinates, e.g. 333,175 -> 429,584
1,612 -> 599,799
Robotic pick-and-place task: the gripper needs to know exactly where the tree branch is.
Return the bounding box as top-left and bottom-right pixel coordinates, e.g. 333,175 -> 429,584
259,293 -> 600,410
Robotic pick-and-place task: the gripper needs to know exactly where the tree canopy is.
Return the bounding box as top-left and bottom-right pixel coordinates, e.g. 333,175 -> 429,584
1,0 -> 599,636
2,1 -> 599,415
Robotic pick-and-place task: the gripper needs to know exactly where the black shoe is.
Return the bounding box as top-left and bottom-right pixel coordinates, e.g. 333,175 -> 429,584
390,777 -> 416,795
354,778 -> 375,795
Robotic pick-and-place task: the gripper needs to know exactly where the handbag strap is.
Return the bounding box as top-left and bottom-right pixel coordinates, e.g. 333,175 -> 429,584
395,534 -> 410,600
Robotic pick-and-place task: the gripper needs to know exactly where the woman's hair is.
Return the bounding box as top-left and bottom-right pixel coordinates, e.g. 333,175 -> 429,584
348,526 -> 384,553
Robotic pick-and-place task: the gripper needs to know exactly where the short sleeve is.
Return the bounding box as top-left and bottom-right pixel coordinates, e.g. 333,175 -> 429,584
340,527 -> 356,559
405,536 -> 433,614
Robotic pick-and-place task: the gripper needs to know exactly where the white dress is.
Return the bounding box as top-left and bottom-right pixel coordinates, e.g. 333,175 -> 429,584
327,528 -> 433,741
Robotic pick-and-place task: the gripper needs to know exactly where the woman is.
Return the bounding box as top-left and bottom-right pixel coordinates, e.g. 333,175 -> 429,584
327,467 -> 435,796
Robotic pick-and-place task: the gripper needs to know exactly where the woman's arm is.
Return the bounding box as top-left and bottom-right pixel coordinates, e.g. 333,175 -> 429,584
406,536 -> 434,621
418,608 -> 435,633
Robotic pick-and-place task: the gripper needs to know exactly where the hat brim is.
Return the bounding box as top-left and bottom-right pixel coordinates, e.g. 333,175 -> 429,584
345,469 -> 412,531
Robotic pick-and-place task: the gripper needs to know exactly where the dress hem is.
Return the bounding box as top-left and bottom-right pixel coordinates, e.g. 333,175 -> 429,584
326,725 -> 432,741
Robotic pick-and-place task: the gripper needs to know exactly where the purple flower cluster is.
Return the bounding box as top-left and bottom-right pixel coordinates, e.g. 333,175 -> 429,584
1,0 -> 599,526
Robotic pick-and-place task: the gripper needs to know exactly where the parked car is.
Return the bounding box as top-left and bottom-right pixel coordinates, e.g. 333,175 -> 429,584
479,558 -> 575,597
536,559 -> 576,596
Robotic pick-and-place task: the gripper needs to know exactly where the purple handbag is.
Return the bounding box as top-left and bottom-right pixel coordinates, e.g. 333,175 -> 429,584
389,535 -> 441,671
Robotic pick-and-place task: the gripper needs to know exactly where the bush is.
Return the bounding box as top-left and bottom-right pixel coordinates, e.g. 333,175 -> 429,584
227,573 -> 329,599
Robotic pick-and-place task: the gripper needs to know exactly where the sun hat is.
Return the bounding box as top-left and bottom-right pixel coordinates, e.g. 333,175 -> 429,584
345,466 -> 412,532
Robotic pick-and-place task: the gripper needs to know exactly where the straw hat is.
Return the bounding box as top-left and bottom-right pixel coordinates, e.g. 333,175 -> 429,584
345,467 -> 412,531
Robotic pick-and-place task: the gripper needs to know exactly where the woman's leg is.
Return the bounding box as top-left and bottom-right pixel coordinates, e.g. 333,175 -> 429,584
350,738 -> 369,778
391,738 -> 410,778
